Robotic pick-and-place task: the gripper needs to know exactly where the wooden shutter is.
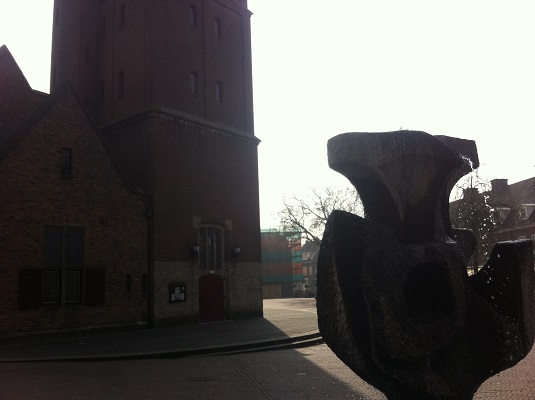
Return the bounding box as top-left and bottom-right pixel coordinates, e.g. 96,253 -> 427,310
85,269 -> 105,306
19,269 -> 43,309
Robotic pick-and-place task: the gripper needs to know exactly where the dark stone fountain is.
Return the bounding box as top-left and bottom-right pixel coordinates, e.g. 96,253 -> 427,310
317,130 -> 535,400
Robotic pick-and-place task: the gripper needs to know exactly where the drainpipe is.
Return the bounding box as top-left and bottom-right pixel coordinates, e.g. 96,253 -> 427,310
146,202 -> 155,329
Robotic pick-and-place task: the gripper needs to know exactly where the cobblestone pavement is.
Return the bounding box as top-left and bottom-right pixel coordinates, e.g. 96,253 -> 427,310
1,298 -> 534,399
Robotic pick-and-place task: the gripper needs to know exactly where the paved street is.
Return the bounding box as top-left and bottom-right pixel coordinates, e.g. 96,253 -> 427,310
1,299 -> 534,399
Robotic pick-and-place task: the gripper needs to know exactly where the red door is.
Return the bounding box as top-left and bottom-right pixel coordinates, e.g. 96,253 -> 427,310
199,274 -> 225,322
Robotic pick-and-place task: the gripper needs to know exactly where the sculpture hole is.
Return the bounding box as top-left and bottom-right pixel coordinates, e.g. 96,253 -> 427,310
404,262 -> 454,325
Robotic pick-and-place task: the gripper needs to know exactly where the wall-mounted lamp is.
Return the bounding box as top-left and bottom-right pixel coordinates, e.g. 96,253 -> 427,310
233,247 -> 241,256
191,245 -> 200,256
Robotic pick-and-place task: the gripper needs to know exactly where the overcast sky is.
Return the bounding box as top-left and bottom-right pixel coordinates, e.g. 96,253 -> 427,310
2,1 -> 534,228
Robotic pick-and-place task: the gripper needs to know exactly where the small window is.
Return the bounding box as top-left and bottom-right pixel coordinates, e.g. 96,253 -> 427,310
215,81 -> 223,104
100,16 -> 106,40
190,71 -> 199,95
61,148 -> 72,176
117,71 -> 124,98
126,274 -> 132,294
118,4 -> 125,30
214,18 -> 222,39
189,5 -> 197,28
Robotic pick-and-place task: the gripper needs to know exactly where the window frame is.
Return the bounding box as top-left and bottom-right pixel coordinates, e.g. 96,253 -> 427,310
199,226 -> 223,269
43,226 -> 85,305
214,18 -> 222,39
188,4 -> 198,28
118,4 -> 125,30
215,81 -> 223,104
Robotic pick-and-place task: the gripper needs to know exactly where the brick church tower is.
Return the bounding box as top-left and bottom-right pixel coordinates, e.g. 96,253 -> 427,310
50,0 -> 262,325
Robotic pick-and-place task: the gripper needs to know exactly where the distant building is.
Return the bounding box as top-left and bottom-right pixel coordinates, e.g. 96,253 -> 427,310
301,241 -> 319,297
486,178 -> 535,243
0,0 -> 262,338
450,177 -> 535,268
261,230 -> 303,298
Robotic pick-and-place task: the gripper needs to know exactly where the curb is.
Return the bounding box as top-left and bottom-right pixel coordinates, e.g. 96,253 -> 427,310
0,331 -> 323,363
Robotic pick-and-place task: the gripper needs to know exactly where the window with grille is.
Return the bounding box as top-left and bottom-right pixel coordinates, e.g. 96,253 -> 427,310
199,227 -> 223,269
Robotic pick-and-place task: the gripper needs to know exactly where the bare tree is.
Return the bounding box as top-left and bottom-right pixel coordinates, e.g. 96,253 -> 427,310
278,187 -> 363,246
450,171 -> 494,274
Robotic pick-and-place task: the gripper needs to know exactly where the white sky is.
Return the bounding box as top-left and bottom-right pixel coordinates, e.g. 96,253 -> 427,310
2,1 -> 534,229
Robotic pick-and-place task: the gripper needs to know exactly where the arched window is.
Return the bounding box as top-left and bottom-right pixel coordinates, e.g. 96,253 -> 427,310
199,227 -> 223,269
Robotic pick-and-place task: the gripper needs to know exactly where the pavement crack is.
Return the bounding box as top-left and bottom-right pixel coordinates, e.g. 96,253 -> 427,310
228,355 -> 273,400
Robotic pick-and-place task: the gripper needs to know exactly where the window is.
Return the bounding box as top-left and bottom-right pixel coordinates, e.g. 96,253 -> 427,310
117,71 -> 124,98
118,4 -> 125,30
190,71 -> 199,95
44,226 -> 85,304
215,81 -> 223,104
99,16 -> 106,40
520,204 -> 535,220
214,18 -> 222,39
42,270 -> 61,304
126,274 -> 132,294
189,5 -> 197,28
199,227 -> 223,269
61,148 -> 72,176
19,228 -> 105,308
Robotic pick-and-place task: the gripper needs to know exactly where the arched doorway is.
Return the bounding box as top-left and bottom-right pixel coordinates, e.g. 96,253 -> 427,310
199,274 -> 225,322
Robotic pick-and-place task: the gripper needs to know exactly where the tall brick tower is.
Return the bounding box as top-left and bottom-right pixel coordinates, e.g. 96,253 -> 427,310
50,0 -> 262,325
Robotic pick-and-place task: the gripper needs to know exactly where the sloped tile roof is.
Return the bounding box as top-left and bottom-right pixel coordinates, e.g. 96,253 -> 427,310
0,45 -> 47,130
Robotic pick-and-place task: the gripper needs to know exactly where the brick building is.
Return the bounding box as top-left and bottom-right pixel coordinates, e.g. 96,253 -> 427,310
450,176 -> 535,271
261,230 -> 303,298
0,46 -> 148,337
0,0 -> 262,336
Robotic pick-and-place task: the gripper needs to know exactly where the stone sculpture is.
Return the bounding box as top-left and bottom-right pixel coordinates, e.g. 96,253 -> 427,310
317,130 -> 535,400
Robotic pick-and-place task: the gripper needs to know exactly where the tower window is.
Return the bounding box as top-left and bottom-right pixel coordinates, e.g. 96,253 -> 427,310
61,148 -> 72,176
117,71 -> 124,98
215,81 -> 223,104
99,16 -> 106,40
190,71 -> 199,95
118,4 -> 125,30
188,5 -> 197,28
214,18 -> 222,39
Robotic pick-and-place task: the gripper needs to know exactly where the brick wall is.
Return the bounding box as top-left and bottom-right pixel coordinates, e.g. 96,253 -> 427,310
0,85 -> 148,336
153,260 -> 262,326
